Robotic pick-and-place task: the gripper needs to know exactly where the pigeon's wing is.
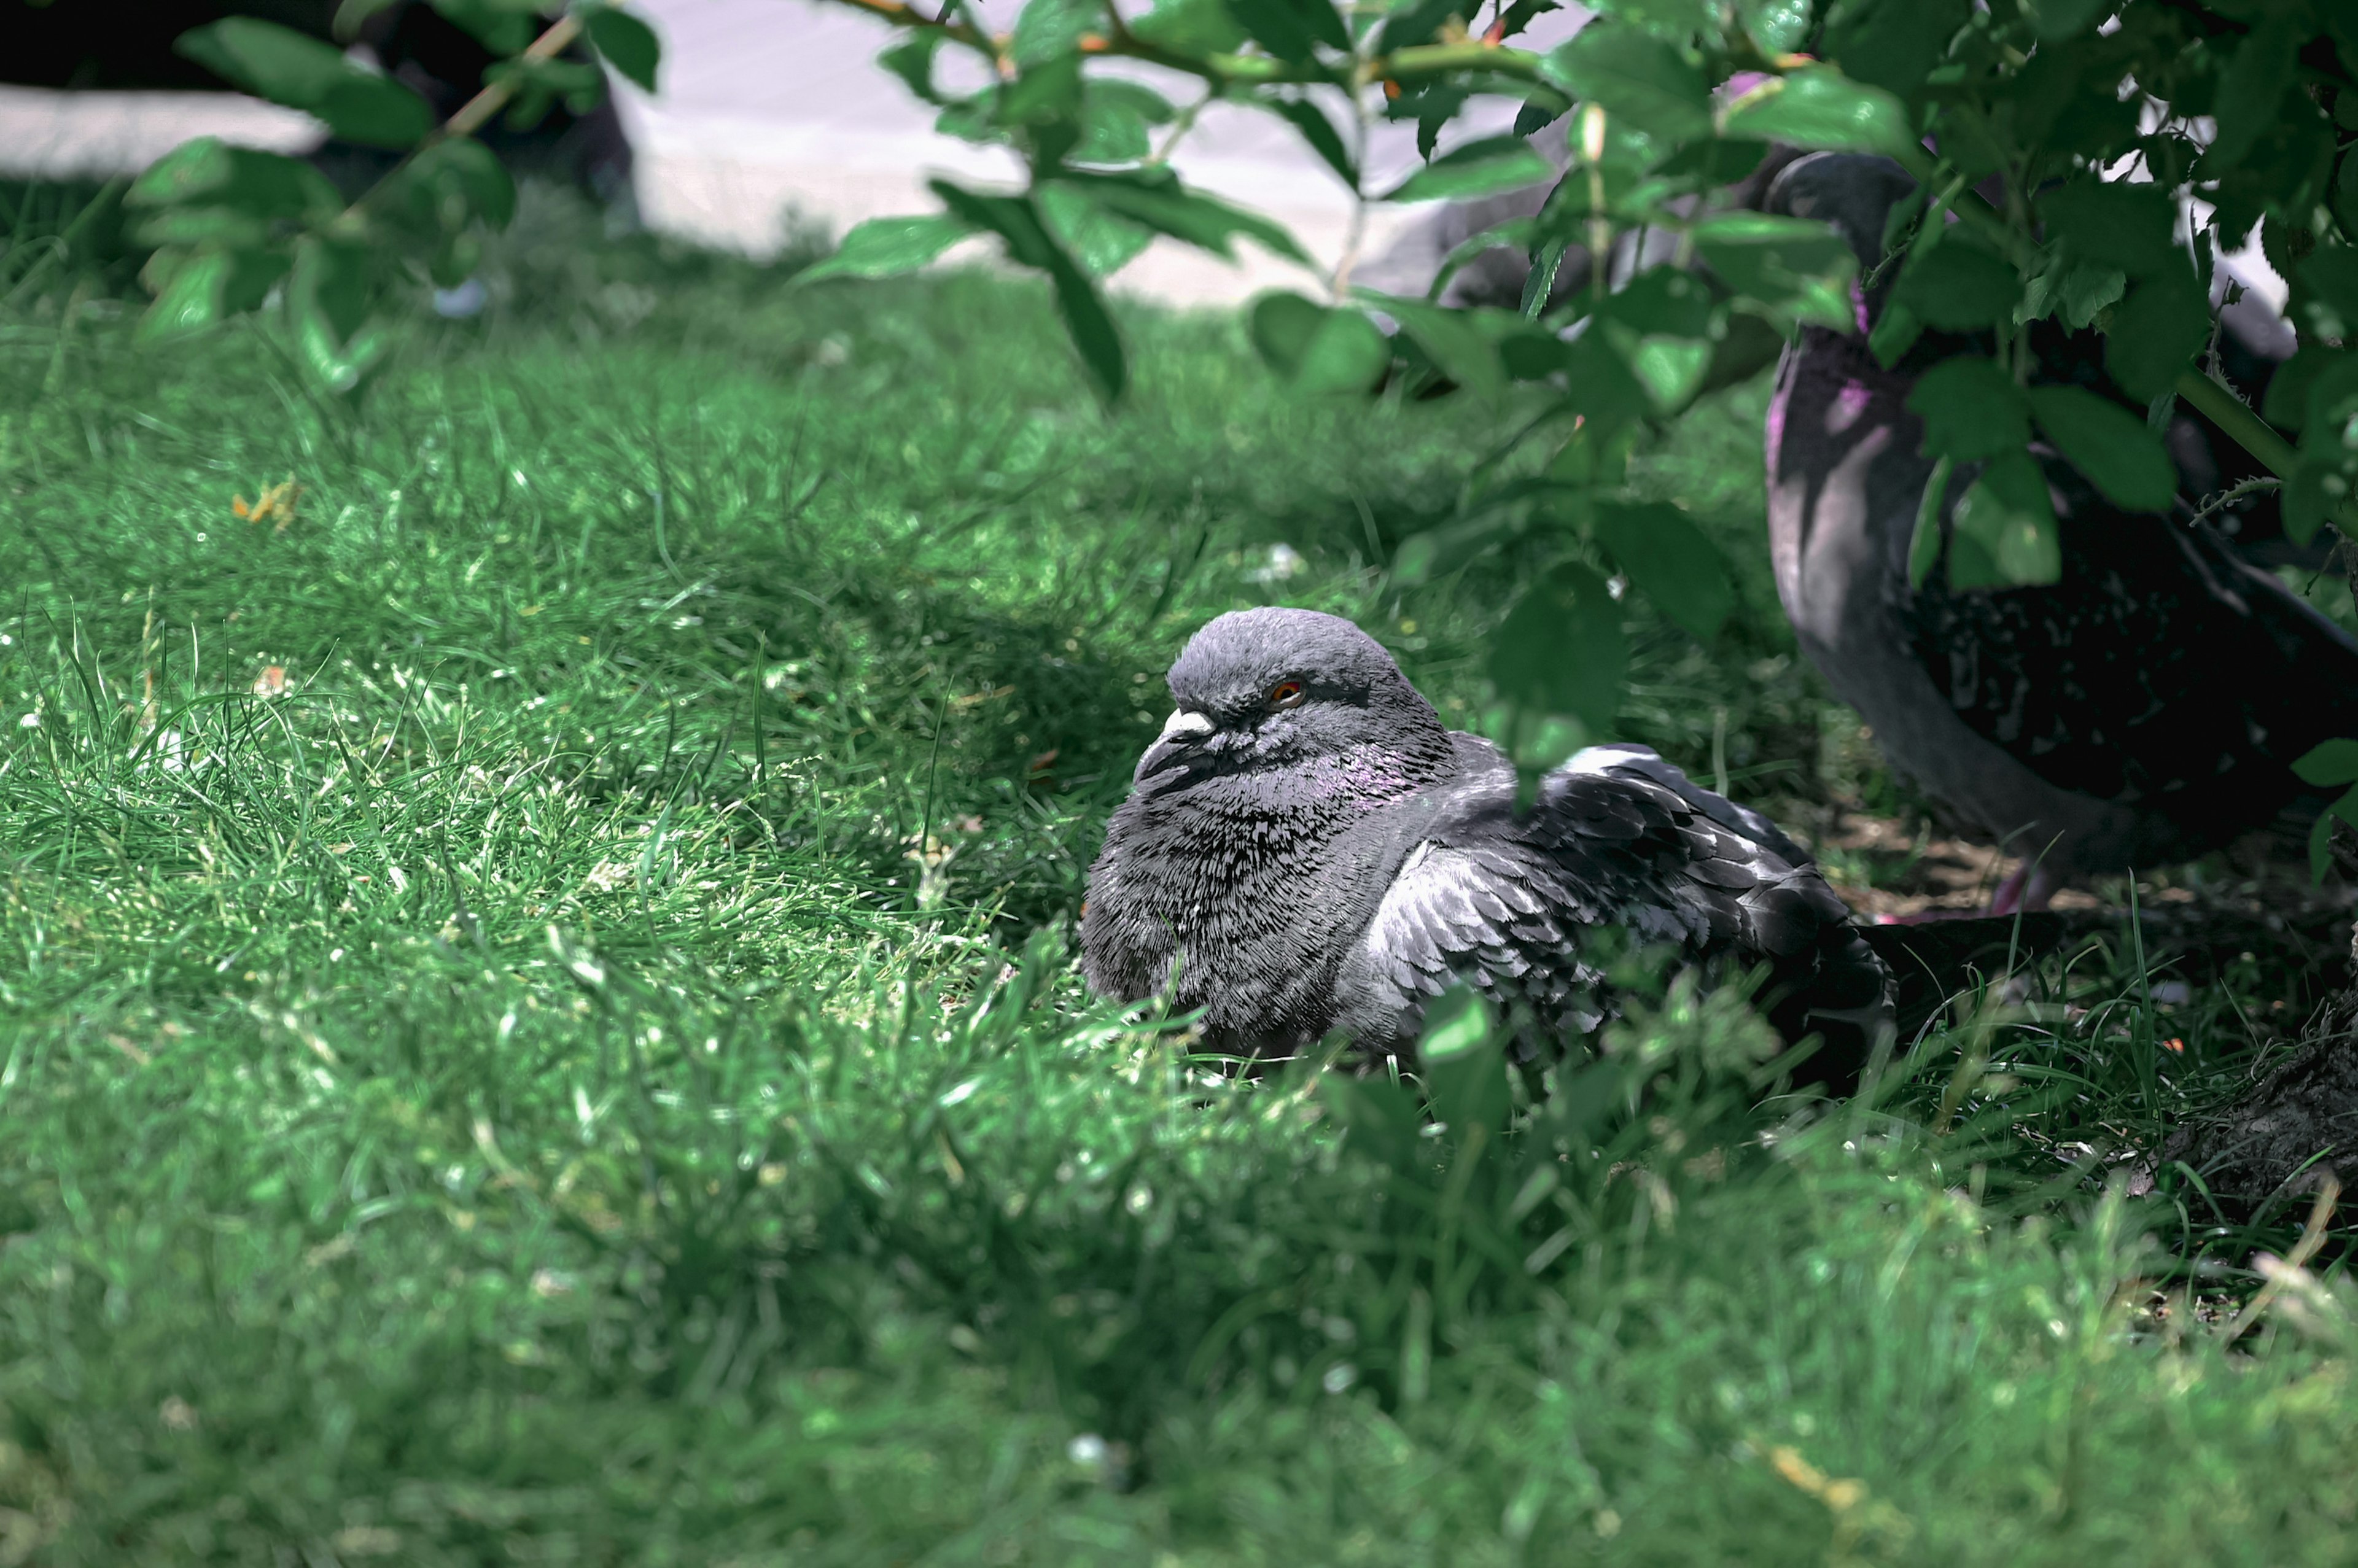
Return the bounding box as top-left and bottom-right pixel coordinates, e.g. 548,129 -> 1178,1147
1907,480 -> 2358,834
1337,742 -> 1891,1082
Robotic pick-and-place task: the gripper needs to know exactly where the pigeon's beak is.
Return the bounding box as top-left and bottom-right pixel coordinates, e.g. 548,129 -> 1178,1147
1136,708 -> 1213,782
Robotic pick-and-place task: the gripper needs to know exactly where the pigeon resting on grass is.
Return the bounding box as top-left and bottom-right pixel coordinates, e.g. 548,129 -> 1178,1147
1081,608 -> 1893,1085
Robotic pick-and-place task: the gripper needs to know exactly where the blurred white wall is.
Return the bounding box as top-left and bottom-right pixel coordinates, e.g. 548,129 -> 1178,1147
0,0 -> 1590,306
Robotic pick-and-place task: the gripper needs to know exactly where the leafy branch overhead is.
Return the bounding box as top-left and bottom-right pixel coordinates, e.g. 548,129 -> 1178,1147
797,0 -> 2358,757
127,3 -> 660,395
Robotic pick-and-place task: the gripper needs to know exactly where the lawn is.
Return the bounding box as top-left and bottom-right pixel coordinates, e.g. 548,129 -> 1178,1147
2,186 -> 2356,1564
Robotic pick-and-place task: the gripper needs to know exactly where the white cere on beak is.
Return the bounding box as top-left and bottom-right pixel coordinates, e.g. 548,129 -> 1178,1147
1160,709 -> 1213,741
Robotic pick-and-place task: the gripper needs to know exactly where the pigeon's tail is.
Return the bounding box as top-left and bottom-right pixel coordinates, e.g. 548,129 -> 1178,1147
1758,923 -> 1895,1098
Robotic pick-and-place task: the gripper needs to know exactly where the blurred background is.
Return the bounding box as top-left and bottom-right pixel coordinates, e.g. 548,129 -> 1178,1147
0,0 -> 1593,305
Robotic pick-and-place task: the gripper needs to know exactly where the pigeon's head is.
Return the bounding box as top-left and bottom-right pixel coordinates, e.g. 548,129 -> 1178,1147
1134,607 -> 1453,789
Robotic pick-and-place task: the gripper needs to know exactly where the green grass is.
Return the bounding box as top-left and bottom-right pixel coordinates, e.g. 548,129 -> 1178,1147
2,188 -> 2356,1564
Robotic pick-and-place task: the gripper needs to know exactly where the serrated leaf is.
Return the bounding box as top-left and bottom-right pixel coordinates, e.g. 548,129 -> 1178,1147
2026,386 -> 2175,512
1721,67 -> 1913,155
2206,20 -> 2297,174
174,18 -> 434,149
1385,136 -> 1553,204
1225,0 -> 1348,64
798,214 -> 975,282
2037,181 -> 2177,278
1053,169 -> 1310,264
1541,23 -> 1710,141
1376,0 -> 1463,55
1488,561 -> 1625,729
1893,240 -> 2019,331
2104,268 -> 2209,402
1011,0 -> 1099,66
1592,501 -> 1733,640
1949,451 -> 2060,587
1906,355 -> 2029,463
1073,80 -> 1176,166
581,6 -> 661,93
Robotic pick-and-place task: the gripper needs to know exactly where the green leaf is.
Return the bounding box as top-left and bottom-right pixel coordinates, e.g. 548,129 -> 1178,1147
1037,185 -> 1155,278
1384,136 -> 1554,204
2206,20 -> 2297,174
1541,23 -> 1710,141
879,33 -> 947,104
127,138 -> 341,220
1011,0 -> 1099,66
1908,454 -> 1953,587
2026,386 -> 2176,513
382,136 -> 516,231
1907,356 -> 2028,463
1721,67 -> 1913,155
2309,782 -> 2358,883
1251,295 -> 1391,396
1592,501 -> 1733,640
1826,0 -> 1968,99
1868,300 -> 1923,368
174,18 -> 434,149
581,6 -> 661,94
2295,739 -> 2358,789
2262,346 -> 2335,432
1692,212 -> 1857,328
1419,986 -> 1511,1138
2020,0 -> 2107,41
2037,182 -> 2177,278
1948,451 -> 2060,588
138,251 -> 233,343
2104,268 -> 2209,403
2300,250 -> 2358,337
1375,0 -> 1463,55
798,214 -> 975,282
1598,265 -> 1714,337
1738,0 -> 1810,53
1263,98 -> 1356,186
429,0 -> 542,54
1053,169 -> 1310,265
1129,0 -> 1247,53
1360,292 -> 1504,401
289,235 -> 386,394
1073,80 -> 1176,165
1224,0 -> 1348,64
1487,561 -> 1625,729
1893,240 -> 2018,332
930,180 -> 1126,403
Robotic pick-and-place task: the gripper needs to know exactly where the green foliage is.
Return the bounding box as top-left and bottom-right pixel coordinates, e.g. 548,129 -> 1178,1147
123,4 -> 658,403
777,0 -> 2358,757
174,17 -> 435,149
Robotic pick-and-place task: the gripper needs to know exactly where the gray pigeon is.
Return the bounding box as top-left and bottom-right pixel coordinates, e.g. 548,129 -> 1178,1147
1081,608 -> 1893,1085
1765,152 -> 2358,910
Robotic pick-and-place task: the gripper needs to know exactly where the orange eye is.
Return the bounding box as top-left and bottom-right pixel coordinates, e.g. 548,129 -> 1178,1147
1266,680 -> 1305,710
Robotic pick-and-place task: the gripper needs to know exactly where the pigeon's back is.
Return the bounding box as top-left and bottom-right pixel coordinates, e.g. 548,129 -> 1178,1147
1334,740 -> 1891,1089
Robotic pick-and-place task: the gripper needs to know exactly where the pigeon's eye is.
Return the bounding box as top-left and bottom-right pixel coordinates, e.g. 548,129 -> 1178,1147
1266,680 -> 1305,711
